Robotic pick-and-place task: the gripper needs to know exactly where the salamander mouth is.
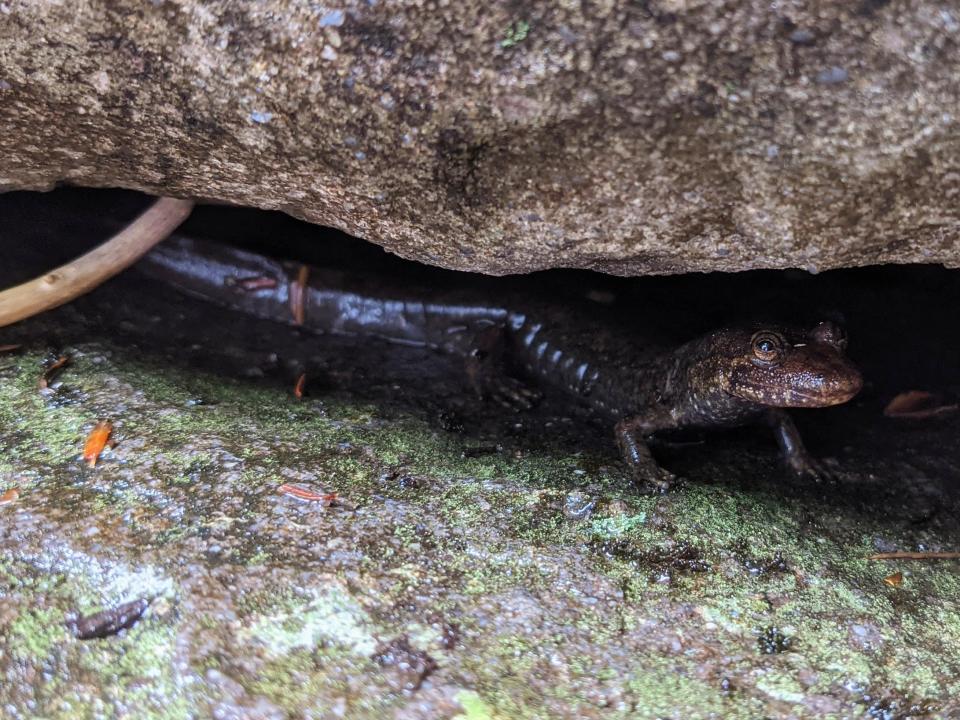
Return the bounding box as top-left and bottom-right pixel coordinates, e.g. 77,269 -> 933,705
730,371 -> 863,407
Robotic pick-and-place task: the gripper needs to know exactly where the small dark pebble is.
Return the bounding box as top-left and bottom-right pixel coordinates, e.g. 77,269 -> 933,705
563,491 -> 596,520
757,625 -> 792,654
381,468 -> 423,491
741,549 -> 789,577
372,635 -> 438,692
435,409 -> 465,433
591,539 -> 710,574
185,397 -> 215,407
788,29 -> 816,45
44,386 -> 86,408
862,689 -> 940,720
440,622 -> 459,650
67,598 -> 150,639
397,474 -> 422,490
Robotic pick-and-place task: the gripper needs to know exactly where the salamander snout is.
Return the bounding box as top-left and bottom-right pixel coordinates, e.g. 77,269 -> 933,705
727,322 -> 863,408
793,350 -> 863,406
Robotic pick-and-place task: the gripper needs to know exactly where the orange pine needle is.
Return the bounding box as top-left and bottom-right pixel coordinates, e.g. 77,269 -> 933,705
278,483 -> 337,503
236,276 -> 278,291
0,344 -> 21,353
83,420 -> 113,468
0,488 -> 19,505
294,373 -> 307,399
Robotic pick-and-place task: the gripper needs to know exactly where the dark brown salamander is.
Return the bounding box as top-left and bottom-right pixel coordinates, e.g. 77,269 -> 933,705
139,237 -> 863,490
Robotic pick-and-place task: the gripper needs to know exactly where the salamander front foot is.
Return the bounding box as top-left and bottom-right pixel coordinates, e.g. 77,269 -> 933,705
786,452 -> 840,482
767,409 -> 840,482
615,416 -> 678,494
631,464 -> 677,494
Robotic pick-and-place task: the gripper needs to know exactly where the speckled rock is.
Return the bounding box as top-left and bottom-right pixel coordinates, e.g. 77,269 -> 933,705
2,269 -> 960,719
0,1 -> 959,274
2,195 -> 960,718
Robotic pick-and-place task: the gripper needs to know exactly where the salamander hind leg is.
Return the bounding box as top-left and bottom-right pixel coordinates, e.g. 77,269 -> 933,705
615,415 -> 677,494
463,323 -> 542,411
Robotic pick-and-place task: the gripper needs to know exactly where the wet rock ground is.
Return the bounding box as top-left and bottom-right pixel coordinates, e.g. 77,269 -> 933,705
0,190 -> 959,719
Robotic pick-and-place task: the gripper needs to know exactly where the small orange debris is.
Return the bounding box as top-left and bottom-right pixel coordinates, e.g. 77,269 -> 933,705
83,420 -> 113,468
289,265 -> 309,325
0,488 -> 19,505
38,354 -> 70,390
236,276 -> 278,292
883,571 -> 903,587
294,373 -> 307,399
883,391 -> 958,419
278,483 -> 337,503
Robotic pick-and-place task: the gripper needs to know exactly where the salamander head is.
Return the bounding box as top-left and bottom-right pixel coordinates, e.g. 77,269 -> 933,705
714,321 -> 863,408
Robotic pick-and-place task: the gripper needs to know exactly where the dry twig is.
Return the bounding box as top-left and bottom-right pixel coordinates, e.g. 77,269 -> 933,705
0,197 -> 194,327
868,551 -> 960,560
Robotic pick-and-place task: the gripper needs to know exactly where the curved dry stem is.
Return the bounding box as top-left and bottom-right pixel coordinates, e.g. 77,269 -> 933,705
0,196 -> 195,328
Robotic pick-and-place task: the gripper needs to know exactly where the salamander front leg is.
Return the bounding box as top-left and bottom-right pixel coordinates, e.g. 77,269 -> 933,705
766,409 -> 836,480
615,415 -> 676,493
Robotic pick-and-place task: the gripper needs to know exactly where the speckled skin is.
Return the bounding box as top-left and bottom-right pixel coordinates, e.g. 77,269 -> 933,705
140,237 -> 863,489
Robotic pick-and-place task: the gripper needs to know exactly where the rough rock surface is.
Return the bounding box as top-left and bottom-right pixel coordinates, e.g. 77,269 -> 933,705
1,1 -> 960,275
1,191 -> 960,718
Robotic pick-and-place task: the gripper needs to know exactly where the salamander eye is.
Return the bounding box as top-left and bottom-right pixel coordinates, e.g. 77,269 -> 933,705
751,332 -> 784,363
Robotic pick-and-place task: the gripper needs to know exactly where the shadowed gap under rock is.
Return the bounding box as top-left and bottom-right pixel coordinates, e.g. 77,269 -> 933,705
1,186 -> 958,518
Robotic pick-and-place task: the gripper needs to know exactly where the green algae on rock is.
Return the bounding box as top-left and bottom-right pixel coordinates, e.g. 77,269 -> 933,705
0,324 -> 957,718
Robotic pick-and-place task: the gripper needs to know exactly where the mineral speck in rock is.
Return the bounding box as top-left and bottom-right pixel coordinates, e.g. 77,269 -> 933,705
372,636 -> 439,693
816,66 -> 850,85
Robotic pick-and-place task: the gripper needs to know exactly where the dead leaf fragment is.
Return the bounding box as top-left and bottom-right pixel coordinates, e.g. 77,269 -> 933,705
83,420 -> 113,468
883,391 -> 958,419
68,598 -> 149,639
883,571 -> 903,587
235,275 -> 278,292
0,488 -> 19,505
294,373 -> 307,399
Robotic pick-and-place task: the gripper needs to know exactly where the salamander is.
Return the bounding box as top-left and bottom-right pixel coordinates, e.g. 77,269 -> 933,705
138,236 -> 863,490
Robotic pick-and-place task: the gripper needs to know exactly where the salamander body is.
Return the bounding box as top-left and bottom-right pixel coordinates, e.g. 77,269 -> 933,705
140,237 -> 863,489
